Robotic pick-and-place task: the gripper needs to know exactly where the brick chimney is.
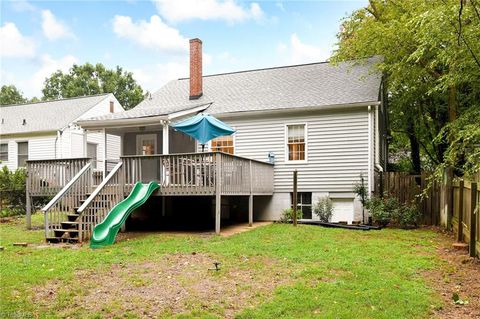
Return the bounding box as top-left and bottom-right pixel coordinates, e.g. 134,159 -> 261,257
189,38 -> 203,100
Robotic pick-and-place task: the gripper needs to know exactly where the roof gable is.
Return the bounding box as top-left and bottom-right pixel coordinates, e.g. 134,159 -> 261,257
0,93 -> 111,135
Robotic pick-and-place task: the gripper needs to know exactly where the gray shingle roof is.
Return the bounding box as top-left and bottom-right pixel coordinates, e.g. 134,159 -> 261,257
81,57 -> 382,123
0,93 -> 111,135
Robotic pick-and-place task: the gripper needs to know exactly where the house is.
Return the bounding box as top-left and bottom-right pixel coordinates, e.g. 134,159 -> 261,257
0,93 -> 124,172
26,39 -> 386,242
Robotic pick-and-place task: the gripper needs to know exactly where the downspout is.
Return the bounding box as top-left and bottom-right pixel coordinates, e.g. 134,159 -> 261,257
367,105 -> 373,195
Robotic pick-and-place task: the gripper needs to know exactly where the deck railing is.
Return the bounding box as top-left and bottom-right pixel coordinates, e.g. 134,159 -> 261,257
77,162 -> 123,241
41,162 -> 92,238
27,158 -> 92,196
121,152 -> 274,196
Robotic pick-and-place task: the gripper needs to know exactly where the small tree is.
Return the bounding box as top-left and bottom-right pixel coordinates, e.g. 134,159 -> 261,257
353,173 -> 368,224
313,196 -> 333,222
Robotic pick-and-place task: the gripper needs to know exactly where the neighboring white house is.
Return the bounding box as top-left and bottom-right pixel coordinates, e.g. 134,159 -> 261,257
0,93 -> 124,171
76,39 -> 387,224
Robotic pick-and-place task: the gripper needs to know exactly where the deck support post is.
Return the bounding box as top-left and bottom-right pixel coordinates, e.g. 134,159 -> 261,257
26,194 -> 32,229
215,153 -> 222,234
248,195 -> 253,227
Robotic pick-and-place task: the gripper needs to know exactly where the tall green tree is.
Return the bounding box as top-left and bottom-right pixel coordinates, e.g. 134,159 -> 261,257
42,63 -> 146,110
333,0 -> 480,177
0,85 -> 27,105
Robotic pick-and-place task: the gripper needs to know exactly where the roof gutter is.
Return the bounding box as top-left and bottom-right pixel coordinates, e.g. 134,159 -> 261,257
213,101 -> 381,120
76,115 -> 168,129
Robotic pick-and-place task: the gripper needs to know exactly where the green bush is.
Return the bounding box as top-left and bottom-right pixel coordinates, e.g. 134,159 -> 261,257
313,196 -> 333,222
366,194 -> 421,228
0,166 -> 27,216
280,208 -> 303,223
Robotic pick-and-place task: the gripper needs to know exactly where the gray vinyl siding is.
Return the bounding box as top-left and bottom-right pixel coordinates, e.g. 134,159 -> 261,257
219,107 -> 370,193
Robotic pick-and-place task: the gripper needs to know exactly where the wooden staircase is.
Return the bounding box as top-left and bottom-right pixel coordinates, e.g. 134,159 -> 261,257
46,191 -> 122,243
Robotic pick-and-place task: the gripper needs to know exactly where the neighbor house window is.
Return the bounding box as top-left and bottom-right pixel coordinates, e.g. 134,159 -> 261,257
0,143 -> 8,162
290,192 -> 312,219
287,124 -> 306,161
211,135 -> 234,154
109,101 -> 114,113
17,142 -> 28,167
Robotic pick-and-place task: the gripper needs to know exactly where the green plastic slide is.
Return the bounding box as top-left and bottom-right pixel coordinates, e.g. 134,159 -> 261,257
90,181 -> 159,248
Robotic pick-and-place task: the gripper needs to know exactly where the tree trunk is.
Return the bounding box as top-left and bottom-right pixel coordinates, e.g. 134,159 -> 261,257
407,121 -> 421,174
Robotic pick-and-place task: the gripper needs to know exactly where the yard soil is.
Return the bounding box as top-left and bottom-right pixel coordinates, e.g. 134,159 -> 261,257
33,253 -> 292,318
425,227 -> 480,319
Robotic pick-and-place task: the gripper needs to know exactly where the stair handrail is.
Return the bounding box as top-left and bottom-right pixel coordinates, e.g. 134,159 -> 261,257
77,162 -> 123,213
42,162 -> 92,212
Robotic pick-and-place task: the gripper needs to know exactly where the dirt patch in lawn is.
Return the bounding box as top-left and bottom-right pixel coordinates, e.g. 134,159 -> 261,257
423,228 -> 480,319
33,253 -> 292,318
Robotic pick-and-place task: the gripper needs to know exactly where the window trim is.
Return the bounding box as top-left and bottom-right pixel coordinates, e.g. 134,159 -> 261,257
0,143 -> 8,162
136,134 -> 158,155
208,132 -> 235,155
285,123 -> 308,164
17,141 -> 28,167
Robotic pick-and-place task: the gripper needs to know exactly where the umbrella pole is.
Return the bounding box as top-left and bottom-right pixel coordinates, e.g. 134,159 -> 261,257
202,144 -> 205,152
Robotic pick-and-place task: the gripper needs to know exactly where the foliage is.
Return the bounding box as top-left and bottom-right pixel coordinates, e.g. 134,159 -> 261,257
353,173 -> 368,222
313,196 -> 333,222
366,194 -> 421,228
279,207 -> 303,222
0,85 -> 27,105
42,63 -> 146,110
333,0 -> 480,176
0,166 -> 27,215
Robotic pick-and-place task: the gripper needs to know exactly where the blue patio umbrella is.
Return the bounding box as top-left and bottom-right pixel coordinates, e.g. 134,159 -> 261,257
171,113 -> 235,151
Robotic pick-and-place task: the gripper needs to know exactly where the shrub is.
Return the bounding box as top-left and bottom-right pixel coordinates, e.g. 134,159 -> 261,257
280,207 -> 303,223
366,195 -> 391,226
313,196 -> 333,222
366,194 -> 421,228
0,166 -> 27,215
392,204 -> 422,228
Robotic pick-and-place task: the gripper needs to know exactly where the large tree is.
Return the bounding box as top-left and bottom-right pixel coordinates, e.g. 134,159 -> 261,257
0,85 -> 27,105
42,63 -> 146,110
333,0 -> 480,177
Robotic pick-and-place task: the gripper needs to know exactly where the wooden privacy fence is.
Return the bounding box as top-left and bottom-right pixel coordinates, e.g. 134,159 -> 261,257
452,180 -> 479,257
376,172 -> 441,225
377,171 -> 479,257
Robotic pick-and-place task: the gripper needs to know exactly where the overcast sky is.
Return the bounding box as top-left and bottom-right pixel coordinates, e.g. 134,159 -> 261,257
0,0 -> 367,98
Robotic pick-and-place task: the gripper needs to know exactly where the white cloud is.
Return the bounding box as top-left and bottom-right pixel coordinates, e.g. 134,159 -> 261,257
276,2 -> 285,12
153,0 -> 264,23
132,62 -> 188,92
31,54 -> 78,96
11,0 -> 36,12
41,9 -> 75,41
0,22 -> 36,58
286,33 -> 329,64
113,15 -> 188,53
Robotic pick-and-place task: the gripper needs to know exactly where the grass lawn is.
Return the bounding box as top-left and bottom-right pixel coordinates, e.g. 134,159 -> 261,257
0,214 -> 444,318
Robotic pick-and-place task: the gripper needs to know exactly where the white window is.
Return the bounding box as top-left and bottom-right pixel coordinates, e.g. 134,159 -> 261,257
17,142 -> 28,167
286,124 -> 307,162
136,134 -> 157,155
0,143 -> 7,162
211,135 -> 234,154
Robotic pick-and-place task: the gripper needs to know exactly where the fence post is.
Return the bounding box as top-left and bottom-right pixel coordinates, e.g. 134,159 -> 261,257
446,168 -> 454,230
25,168 -> 32,230
457,180 -> 464,242
469,182 -> 477,257
292,170 -> 298,227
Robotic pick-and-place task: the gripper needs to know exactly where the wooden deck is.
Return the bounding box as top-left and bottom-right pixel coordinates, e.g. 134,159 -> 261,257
26,152 -> 274,241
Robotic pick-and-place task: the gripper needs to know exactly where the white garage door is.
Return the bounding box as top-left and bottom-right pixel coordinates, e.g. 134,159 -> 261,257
330,198 -> 354,224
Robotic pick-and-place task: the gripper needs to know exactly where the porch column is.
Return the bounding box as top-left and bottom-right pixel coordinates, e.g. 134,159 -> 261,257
103,129 -> 107,179
83,129 -> 88,157
162,121 -> 169,155
26,177 -> 31,229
